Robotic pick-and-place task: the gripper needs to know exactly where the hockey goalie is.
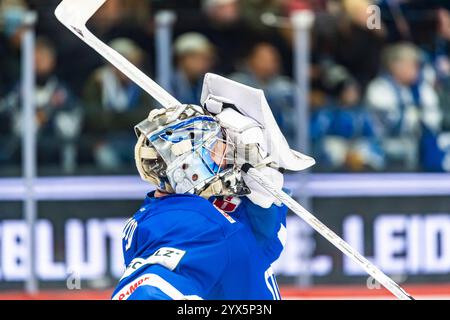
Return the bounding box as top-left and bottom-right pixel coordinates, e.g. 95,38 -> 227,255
111,74 -> 315,300
55,0 -> 413,301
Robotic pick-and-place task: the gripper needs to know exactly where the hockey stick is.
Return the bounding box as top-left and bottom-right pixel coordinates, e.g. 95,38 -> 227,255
241,164 -> 415,300
54,0 -> 181,108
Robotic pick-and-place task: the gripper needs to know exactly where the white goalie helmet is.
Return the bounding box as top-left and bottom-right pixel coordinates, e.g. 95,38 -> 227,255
134,104 -> 250,198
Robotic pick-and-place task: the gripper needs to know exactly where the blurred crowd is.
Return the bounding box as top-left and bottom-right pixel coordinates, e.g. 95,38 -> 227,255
1,0 -> 450,175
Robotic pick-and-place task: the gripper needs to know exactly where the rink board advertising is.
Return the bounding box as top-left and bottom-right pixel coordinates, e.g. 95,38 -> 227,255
0,196 -> 449,289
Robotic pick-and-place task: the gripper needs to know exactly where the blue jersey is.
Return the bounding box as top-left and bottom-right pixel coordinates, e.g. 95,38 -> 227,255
111,192 -> 287,300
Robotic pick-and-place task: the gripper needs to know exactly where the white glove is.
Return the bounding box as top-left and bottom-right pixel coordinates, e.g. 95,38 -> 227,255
204,95 -> 283,208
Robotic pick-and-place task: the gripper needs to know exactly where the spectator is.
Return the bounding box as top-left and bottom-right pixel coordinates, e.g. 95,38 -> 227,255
0,0 -> 28,166
175,0 -> 256,74
90,0 -> 153,54
311,65 -> 385,172
378,0 -> 450,44
283,0 -> 329,15
0,0 -> 28,92
433,8 -> 450,131
240,0 -> 284,32
28,0 -> 154,95
230,42 -> 297,145
365,42 -> 443,171
172,33 -> 216,105
1,37 -> 83,172
83,38 -> 153,172
313,0 -> 386,90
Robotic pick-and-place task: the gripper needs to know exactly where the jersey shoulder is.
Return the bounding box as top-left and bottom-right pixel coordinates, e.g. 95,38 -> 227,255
137,193 -> 242,239
124,194 -> 243,263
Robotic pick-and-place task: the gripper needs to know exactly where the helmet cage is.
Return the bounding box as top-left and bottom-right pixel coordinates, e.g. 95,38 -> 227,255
134,105 -> 249,197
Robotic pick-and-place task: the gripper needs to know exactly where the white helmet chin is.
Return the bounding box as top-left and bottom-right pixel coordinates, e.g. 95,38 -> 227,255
134,104 -> 250,198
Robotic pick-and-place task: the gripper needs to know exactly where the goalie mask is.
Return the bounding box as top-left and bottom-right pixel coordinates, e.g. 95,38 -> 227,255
134,105 -> 250,198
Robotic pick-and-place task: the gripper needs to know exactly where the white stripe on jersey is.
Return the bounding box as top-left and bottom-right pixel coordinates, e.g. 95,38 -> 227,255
264,270 -> 277,300
277,224 -> 287,247
264,267 -> 281,300
112,273 -> 202,300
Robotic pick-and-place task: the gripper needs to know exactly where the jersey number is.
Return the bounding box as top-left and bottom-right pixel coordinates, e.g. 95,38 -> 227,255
122,218 -> 138,251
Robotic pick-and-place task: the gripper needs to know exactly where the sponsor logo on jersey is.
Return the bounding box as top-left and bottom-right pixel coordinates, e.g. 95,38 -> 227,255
115,275 -> 151,300
113,273 -> 202,300
213,196 -> 241,213
213,196 -> 241,224
120,247 -> 186,281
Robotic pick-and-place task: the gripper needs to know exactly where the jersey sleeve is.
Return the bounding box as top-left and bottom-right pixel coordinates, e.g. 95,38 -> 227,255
113,210 -> 229,300
242,197 -> 288,262
113,265 -> 205,300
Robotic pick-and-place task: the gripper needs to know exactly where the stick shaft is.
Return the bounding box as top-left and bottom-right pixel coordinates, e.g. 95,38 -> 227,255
55,0 -> 181,108
244,166 -> 414,300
